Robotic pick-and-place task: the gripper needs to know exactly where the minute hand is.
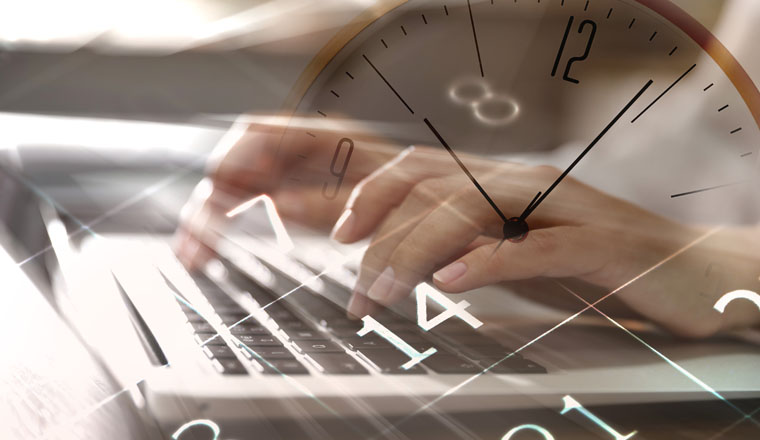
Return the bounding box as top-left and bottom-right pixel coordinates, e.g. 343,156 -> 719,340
520,80 -> 653,221
424,117 -> 509,223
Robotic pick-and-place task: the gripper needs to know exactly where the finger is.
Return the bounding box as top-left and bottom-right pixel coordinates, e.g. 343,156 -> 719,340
346,290 -> 381,319
331,146 -> 460,244
353,179 -> 444,297
432,226 -> 608,293
365,187 -> 489,306
273,185 -> 350,230
174,178 -> 237,271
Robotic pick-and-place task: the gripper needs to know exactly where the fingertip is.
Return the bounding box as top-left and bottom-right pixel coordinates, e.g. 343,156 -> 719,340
432,261 -> 468,285
274,191 -> 306,219
346,291 -> 375,319
330,209 -> 356,243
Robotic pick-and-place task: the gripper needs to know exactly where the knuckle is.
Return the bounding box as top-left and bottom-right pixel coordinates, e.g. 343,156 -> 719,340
532,164 -> 562,181
389,242 -> 429,277
530,230 -> 559,256
409,178 -> 440,203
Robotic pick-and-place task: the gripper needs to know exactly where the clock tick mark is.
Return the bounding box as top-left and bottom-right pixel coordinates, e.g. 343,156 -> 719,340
306,132 -> 316,138
317,110 -> 327,117
421,14 -> 427,24
466,0 -> 485,78
740,152 -> 753,158
669,46 -> 678,56
444,5 -> 449,15
297,154 -> 307,159
606,8 -> 613,19
345,71 -> 354,80
730,127 -> 742,134
628,18 -> 636,29
649,31 -> 657,41
330,90 -> 340,98
718,104 -> 729,112
671,181 -> 746,198
401,25 -> 407,36
584,0 -> 589,12
381,39 -> 388,48
703,83 -> 714,91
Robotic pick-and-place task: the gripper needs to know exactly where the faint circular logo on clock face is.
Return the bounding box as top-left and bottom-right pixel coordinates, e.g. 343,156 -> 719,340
448,77 -> 520,126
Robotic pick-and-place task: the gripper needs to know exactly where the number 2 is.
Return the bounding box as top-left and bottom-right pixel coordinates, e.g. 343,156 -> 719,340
551,16 -> 597,84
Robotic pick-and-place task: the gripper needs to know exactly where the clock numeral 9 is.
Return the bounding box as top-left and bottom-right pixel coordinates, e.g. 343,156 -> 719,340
322,137 -> 354,200
551,16 -> 597,84
356,283 -> 482,370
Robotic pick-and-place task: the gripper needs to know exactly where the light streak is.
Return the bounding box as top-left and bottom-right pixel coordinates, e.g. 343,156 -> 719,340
225,194 -> 294,252
556,282 -> 760,429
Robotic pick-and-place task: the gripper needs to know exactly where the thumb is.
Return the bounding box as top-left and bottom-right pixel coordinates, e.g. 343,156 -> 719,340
432,226 -> 603,293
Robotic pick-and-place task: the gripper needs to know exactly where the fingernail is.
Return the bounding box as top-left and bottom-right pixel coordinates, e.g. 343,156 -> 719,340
367,267 -> 395,301
330,209 -> 355,243
433,261 -> 467,284
276,192 -> 305,218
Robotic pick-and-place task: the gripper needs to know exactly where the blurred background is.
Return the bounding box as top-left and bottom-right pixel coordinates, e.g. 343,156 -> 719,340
0,0 -> 748,237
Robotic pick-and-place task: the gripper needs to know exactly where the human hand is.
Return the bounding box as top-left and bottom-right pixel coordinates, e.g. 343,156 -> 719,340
174,118 -> 395,270
335,147 -> 760,337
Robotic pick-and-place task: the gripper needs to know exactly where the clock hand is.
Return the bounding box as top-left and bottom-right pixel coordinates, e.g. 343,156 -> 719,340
424,117 -> 508,224
519,79 -> 653,221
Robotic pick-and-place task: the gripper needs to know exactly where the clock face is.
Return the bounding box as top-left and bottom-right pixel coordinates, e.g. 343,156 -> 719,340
278,0 -> 760,227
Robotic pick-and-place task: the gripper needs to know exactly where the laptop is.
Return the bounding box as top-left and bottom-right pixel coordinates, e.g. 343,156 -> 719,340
3,157 -> 760,438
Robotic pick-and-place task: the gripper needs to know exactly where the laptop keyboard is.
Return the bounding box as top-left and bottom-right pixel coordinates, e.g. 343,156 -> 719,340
175,251 -> 546,377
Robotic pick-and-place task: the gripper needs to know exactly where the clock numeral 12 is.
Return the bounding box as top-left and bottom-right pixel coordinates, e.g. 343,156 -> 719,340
357,283 -> 482,369
551,16 -> 597,84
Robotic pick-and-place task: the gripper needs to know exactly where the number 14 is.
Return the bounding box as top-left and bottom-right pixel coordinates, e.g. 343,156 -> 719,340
357,283 -> 483,370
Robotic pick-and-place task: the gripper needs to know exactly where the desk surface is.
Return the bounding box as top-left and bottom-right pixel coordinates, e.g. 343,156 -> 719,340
0,244 -> 161,440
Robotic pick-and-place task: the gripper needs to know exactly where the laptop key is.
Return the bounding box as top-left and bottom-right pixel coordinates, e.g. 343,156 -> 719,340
250,347 -> 298,359
235,335 -> 283,347
478,357 -> 547,374
327,325 -> 363,338
307,353 -> 369,375
343,336 -> 390,350
196,333 -> 225,346
423,355 -> 482,374
277,320 -> 313,331
189,321 -> 216,333
218,358 -> 248,375
357,349 -> 426,374
287,330 -> 328,340
229,323 -> 270,335
204,345 -> 237,359
260,359 -> 310,375
218,313 -> 250,325
297,340 -> 345,353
